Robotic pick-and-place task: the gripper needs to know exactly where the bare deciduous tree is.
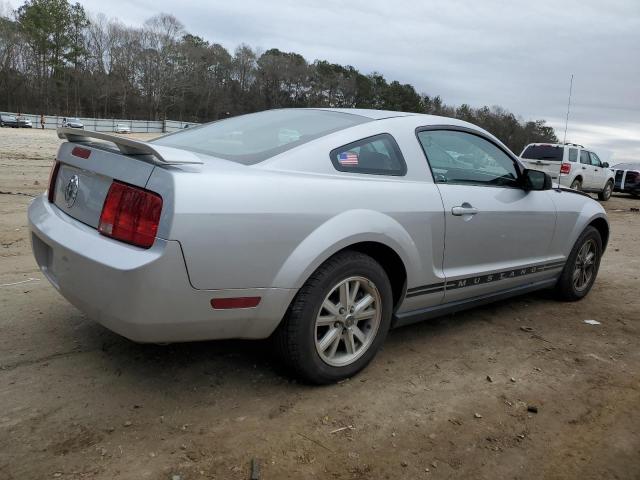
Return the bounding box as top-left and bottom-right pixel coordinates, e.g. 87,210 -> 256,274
0,0 -> 558,152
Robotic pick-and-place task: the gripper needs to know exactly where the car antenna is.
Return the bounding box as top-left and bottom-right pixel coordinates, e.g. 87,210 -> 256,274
557,74 -> 574,191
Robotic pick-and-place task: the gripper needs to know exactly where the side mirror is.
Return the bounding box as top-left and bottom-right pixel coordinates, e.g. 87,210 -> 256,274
602,162 -> 609,168
523,169 -> 552,191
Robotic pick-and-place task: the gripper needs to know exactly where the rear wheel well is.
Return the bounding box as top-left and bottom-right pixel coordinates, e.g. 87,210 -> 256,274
338,242 -> 407,310
588,218 -> 609,251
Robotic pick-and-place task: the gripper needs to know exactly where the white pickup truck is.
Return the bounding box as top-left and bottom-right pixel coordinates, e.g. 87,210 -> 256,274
520,143 -> 614,201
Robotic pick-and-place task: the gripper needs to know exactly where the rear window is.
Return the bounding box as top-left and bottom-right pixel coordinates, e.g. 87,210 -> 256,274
153,109 -> 370,165
521,145 -> 564,161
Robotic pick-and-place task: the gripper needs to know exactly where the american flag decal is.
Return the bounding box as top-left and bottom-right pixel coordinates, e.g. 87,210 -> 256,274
338,151 -> 359,166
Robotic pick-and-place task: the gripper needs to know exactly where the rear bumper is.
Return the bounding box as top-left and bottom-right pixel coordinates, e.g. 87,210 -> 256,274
28,195 -> 295,343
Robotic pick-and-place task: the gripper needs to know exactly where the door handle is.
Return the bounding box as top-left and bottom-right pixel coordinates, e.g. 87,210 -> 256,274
452,204 -> 479,216
582,166 -> 587,169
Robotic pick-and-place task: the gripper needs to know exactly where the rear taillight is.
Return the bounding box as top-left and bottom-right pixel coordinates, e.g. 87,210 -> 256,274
47,161 -> 61,203
98,181 -> 163,249
560,163 -> 572,174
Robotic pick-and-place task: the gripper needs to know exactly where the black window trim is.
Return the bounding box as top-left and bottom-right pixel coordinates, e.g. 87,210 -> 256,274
329,133 -> 407,176
414,125 -> 525,189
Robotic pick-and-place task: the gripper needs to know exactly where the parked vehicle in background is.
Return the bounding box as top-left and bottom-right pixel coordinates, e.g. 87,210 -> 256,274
61,117 -> 84,129
29,108 -> 609,384
611,162 -> 640,197
520,143 -> 615,200
17,116 -> 32,128
0,114 -> 19,127
114,123 -> 131,134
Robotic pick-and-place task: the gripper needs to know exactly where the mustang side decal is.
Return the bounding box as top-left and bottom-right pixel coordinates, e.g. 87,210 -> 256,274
406,260 -> 566,298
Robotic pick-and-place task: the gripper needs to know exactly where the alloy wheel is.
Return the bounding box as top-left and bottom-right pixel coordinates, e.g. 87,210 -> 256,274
314,276 -> 382,367
573,239 -> 596,292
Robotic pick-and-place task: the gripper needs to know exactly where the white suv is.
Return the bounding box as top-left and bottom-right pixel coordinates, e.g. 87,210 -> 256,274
520,143 -> 614,201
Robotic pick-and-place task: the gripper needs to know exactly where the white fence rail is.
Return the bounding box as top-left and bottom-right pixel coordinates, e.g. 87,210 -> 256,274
1,112 -> 198,133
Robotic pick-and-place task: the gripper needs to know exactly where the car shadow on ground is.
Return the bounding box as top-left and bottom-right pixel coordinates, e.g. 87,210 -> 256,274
84,288 -> 558,390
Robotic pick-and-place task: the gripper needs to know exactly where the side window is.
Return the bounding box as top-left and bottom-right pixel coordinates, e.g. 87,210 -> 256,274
580,151 -> 591,165
416,129 -> 519,187
568,148 -> 578,162
589,152 -> 601,167
330,134 -> 406,176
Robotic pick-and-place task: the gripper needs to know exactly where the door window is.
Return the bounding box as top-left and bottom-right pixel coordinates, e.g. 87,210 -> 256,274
417,130 -> 519,187
589,152 -> 602,167
580,151 -> 591,165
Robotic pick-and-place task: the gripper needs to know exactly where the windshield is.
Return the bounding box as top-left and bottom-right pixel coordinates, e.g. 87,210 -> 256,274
153,109 -> 370,165
2,115 -> 16,121
521,144 -> 564,161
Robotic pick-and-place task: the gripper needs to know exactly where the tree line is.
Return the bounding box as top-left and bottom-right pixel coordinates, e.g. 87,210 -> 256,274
0,0 -> 557,152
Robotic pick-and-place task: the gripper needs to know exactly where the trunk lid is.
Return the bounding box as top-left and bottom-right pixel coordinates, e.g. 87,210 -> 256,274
52,142 -> 156,228
51,129 -> 204,229
519,158 -> 561,179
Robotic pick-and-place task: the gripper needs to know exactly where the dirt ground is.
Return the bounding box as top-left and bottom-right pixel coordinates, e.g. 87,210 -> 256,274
0,128 -> 639,480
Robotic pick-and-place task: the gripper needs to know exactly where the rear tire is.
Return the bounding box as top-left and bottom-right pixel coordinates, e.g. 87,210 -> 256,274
570,178 -> 582,191
598,180 -> 613,201
273,250 -> 393,384
556,226 -> 602,301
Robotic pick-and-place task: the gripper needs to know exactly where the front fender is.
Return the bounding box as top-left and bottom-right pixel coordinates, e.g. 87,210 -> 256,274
272,209 -> 422,289
552,191 -> 609,257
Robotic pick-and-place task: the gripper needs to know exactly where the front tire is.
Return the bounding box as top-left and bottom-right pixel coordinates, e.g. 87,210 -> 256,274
556,226 -> 602,301
598,180 -> 613,201
274,251 -> 393,384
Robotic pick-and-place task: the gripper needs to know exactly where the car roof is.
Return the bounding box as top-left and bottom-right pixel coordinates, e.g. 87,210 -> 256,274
613,162 -> 640,169
525,142 -> 588,149
310,108 -> 418,120
306,107 -> 487,131
311,108 -> 508,146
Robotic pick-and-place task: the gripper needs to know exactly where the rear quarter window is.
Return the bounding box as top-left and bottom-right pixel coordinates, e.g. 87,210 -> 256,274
330,134 -> 406,176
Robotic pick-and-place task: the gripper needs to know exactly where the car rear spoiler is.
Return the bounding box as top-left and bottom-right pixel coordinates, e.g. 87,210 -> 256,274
57,128 -> 204,165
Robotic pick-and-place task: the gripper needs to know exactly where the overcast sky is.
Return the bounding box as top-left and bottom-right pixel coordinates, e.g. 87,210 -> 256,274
9,0 -> 640,161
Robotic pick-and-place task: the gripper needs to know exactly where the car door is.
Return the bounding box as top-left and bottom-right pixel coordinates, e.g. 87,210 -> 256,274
416,127 -> 558,303
579,150 -> 595,188
589,152 -> 606,190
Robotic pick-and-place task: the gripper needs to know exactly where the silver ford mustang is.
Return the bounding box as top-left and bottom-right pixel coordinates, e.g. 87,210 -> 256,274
28,108 -> 608,383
